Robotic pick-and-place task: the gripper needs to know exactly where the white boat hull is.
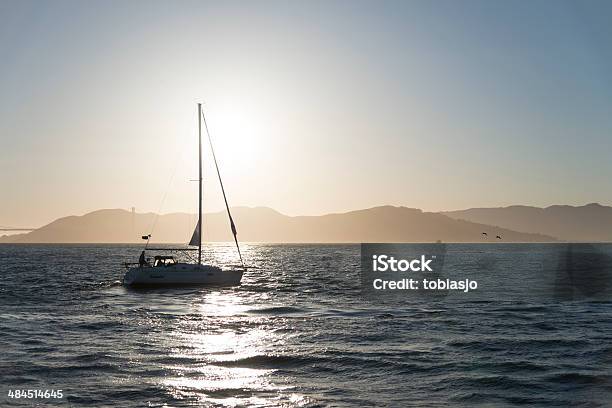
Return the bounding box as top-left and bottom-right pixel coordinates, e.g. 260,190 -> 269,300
123,263 -> 243,287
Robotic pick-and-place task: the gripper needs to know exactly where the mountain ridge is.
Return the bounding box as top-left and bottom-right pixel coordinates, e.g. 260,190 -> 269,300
443,203 -> 612,241
0,205 -> 556,243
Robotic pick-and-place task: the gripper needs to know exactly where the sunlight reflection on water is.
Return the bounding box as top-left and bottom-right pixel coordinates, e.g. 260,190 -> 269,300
159,284 -> 306,407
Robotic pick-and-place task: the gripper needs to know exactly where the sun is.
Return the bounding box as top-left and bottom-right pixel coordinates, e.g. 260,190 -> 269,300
201,104 -> 264,176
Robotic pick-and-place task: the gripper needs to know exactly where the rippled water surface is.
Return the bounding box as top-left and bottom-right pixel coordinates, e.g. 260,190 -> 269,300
1,244 -> 611,407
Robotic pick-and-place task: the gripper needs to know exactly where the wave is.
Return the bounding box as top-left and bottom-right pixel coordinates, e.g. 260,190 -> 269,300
210,354 -> 314,369
545,372 -> 610,385
246,306 -> 306,315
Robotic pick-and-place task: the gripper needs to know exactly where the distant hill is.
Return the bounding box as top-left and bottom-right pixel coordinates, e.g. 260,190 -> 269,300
0,206 -> 554,243
444,203 -> 612,242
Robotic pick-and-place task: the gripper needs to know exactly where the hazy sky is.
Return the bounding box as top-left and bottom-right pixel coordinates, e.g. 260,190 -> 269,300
2,0 -> 612,228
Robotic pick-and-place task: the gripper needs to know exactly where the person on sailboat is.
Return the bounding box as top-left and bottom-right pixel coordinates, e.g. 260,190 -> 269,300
139,250 -> 148,267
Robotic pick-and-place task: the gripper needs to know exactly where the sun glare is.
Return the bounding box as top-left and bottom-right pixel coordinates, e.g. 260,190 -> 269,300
203,105 -> 266,176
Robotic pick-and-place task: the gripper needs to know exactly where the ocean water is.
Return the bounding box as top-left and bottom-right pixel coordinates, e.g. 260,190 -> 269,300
1,244 -> 611,407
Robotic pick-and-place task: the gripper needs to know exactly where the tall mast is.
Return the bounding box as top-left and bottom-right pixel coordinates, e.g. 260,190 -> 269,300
197,103 -> 203,266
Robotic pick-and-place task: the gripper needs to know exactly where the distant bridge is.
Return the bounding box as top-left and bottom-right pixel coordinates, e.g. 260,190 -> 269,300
0,226 -> 35,232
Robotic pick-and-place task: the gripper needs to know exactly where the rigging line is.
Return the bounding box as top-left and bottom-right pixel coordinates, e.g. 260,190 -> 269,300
147,135 -> 186,243
201,109 -> 244,267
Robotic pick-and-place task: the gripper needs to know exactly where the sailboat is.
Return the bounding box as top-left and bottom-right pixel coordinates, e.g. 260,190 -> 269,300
123,103 -> 244,287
